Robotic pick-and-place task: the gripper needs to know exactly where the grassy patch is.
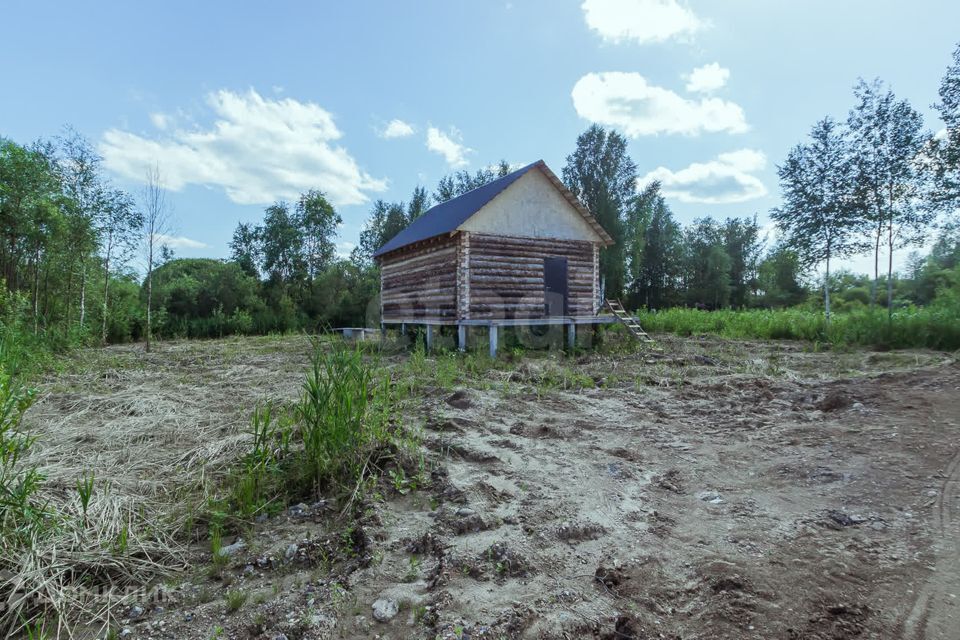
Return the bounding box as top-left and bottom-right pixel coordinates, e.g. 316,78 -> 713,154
635,306 -> 960,351
215,339 -> 418,528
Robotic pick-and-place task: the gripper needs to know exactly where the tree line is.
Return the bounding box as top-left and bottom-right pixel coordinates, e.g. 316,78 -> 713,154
2,45 -> 959,346
564,44 -> 960,319
0,130 -> 150,347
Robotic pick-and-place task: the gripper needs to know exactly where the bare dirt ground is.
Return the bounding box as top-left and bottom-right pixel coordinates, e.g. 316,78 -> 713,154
22,334 -> 960,639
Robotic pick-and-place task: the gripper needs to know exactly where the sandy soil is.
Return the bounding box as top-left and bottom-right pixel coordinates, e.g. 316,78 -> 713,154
22,335 -> 960,639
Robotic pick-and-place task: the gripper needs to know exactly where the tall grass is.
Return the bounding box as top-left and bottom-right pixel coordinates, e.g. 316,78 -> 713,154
299,344 -> 381,492
634,306 -> 960,351
0,335 -> 44,543
221,340 -> 409,524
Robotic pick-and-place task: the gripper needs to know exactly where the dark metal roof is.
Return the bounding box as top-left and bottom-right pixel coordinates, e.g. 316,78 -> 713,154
373,159 -> 614,258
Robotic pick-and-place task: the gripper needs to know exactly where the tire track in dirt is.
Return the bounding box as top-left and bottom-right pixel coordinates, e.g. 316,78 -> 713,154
899,448 -> 960,639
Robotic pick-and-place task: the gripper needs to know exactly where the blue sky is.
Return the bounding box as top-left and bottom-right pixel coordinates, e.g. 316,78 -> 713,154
2,0 -> 958,272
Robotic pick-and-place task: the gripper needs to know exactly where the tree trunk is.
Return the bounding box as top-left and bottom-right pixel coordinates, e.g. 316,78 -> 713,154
65,260 -> 74,335
79,259 -> 87,330
101,241 -> 111,346
145,245 -> 153,353
824,253 -> 831,325
887,216 -> 895,320
870,222 -> 881,307
32,244 -> 41,334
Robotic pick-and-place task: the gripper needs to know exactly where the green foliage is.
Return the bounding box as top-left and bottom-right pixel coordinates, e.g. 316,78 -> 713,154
563,125 -> 638,298
218,340 -> 410,526
772,116 -> 865,318
683,218 -> 734,309
931,43 -> 960,210
150,258 -> 264,339
627,182 -> 683,309
637,306 -> 960,351
0,335 -> 43,542
75,470 -> 94,522
298,343 -> 385,494
226,402 -> 293,518
432,162 -> 511,205
756,246 -> 807,307
848,78 -> 933,313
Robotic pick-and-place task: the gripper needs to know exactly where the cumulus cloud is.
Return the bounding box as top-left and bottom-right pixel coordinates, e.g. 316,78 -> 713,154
153,234 -> 208,249
380,119 -> 415,139
581,0 -> 703,44
571,71 -> 748,136
685,62 -> 730,93
426,126 -> 472,167
640,149 -> 768,204
100,88 -> 387,207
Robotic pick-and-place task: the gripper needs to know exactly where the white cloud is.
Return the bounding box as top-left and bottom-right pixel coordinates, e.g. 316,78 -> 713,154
581,0 -> 703,44
426,126 -> 472,167
149,113 -> 169,130
380,119 -> 415,139
100,88 -> 387,207
153,234 -> 208,249
640,148 -> 768,204
571,71 -> 749,136
685,62 -> 729,93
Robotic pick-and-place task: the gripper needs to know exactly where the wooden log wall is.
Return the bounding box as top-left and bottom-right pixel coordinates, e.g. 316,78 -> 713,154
379,235 -> 458,321
466,233 -> 597,319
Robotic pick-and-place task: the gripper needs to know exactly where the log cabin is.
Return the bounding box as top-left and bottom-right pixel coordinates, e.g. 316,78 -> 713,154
373,160 -> 618,355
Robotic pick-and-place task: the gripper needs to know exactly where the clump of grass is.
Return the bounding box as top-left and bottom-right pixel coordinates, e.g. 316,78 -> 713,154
226,402 -> 294,519
75,470 -> 95,523
225,588 -> 247,613
298,341 -> 388,497
217,340 -> 412,526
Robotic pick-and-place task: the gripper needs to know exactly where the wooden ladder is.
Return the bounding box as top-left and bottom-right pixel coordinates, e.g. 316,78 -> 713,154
605,299 -> 654,343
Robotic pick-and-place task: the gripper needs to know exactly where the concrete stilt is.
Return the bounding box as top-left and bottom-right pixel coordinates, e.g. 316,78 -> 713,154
567,322 -> 576,350
458,325 -> 467,352
489,325 -> 498,358
425,324 -> 434,352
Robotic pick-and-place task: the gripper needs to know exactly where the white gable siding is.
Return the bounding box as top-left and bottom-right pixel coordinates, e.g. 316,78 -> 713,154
456,169 -> 604,243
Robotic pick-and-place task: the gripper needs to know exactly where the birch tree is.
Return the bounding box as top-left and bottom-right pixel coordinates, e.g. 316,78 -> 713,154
140,166 -> 171,352
98,189 -> 142,344
57,130 -> 102,331
773,117 -> 864,322
848,79 -> 933,315
931,42 -> 960,213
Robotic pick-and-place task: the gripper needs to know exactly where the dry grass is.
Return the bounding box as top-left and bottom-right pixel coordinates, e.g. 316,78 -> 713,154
8,335 -> 315,636
6,332 -> 951,636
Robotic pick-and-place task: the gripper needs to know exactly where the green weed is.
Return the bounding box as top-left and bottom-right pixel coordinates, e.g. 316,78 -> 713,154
225,589 -> 247,613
